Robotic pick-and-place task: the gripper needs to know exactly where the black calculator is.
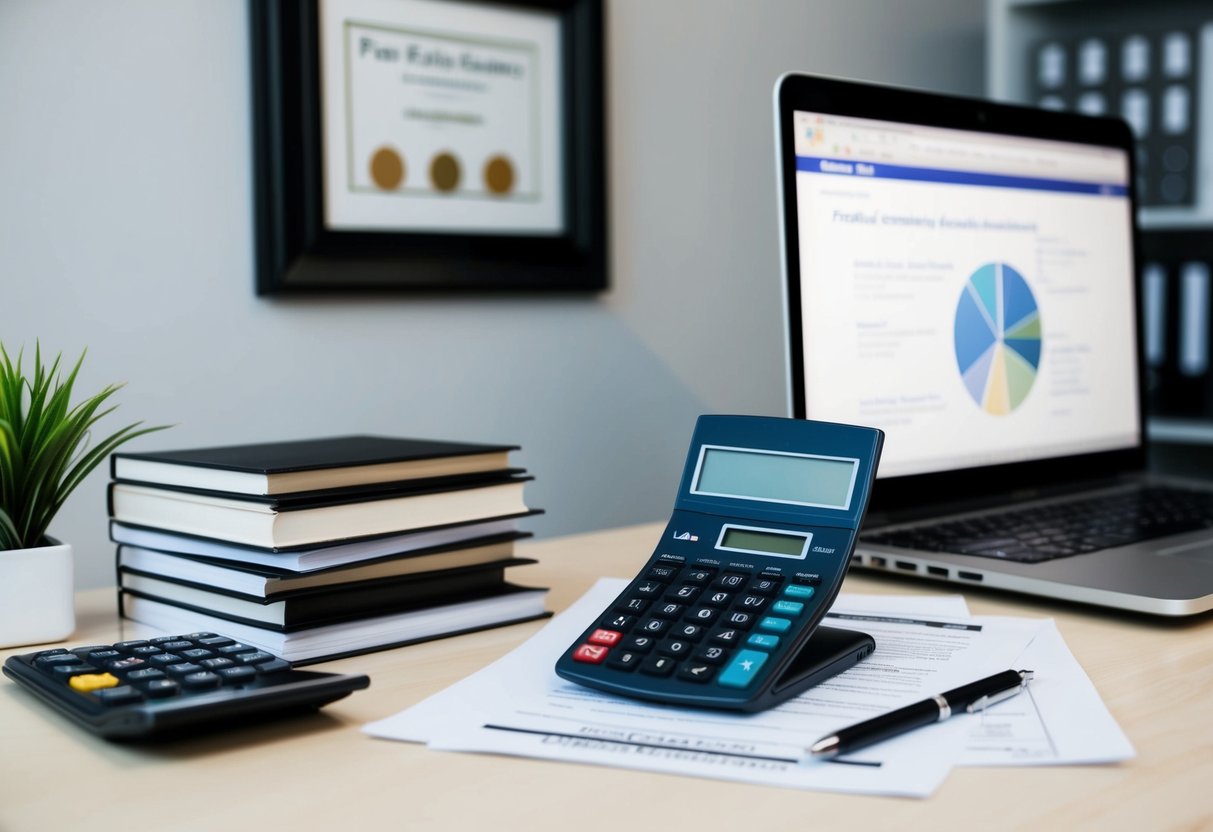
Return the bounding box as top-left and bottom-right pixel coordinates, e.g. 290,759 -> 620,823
3,632 -> 369,740
556,415 -> 883,712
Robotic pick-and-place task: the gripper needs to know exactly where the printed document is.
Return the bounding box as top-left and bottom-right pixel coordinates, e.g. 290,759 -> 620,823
961,618 -> 1134,766
366,579 -> 1039,797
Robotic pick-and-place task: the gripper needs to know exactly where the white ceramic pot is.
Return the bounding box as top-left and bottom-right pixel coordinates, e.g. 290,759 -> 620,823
0,538 -> 75,648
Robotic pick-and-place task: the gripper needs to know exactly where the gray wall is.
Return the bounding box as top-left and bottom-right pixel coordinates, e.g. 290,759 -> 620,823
0,0 -> 985,589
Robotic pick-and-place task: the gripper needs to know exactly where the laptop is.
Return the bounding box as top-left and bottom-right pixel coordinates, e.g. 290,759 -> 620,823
774,73 -> 1213,616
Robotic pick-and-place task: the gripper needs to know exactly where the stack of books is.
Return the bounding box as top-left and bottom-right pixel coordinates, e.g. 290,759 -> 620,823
107,436 -> 549,663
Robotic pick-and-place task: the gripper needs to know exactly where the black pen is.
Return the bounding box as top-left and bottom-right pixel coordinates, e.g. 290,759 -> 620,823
808,669 -> 1035,759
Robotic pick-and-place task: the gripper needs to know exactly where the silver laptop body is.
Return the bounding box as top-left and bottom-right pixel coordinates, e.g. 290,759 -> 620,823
774,73 -> 1213,616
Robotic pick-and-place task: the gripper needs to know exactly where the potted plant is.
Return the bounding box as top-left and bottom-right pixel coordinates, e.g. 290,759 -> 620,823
0,343 -> 166,648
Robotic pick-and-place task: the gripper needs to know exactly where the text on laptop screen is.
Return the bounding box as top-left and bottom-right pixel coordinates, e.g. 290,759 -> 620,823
792,111 -> 1140,478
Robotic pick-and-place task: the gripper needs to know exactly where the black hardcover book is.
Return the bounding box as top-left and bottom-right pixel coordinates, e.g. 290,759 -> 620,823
107,475 -> 533,549
117,559 -> 537,630
111,435 -> 520,496
114,532 -> 532,595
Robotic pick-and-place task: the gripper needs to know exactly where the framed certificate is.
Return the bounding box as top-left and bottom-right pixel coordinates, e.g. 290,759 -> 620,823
251,0 -> 605,293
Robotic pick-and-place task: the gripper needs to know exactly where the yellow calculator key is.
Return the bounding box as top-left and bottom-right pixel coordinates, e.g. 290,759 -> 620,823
68,673 -> 120,693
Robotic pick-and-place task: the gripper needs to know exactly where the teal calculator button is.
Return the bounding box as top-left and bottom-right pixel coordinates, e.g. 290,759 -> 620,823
771,600 -> 804,617
783,584 -> 815,600
717,649 -> 769,689
746,633 -> 781,651
758,616 -> 792,634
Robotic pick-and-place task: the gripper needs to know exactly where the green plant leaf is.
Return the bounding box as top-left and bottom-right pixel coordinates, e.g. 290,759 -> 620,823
0,343 -> 169,549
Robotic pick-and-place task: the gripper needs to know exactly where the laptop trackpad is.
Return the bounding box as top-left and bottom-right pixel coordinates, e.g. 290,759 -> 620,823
1155,537 -> 1213,563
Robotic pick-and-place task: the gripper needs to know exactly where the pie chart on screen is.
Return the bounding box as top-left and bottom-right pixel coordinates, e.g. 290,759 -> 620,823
954,263 -> 1042,415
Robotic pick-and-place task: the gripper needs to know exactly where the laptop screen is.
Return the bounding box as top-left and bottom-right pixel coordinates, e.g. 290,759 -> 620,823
784,97 -> 1140,481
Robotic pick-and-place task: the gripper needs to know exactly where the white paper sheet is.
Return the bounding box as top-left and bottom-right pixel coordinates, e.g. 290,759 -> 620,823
960,618 -> 1135,765
366,579 -> 1038,797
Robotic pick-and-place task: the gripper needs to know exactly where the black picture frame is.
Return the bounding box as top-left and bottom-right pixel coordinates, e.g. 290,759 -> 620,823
250,0 -> 606,294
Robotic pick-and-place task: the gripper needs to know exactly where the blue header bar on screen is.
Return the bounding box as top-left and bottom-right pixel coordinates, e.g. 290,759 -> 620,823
795,155 -> 1128,196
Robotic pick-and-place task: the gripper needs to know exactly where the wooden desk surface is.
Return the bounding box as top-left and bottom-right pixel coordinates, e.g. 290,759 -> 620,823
2,522 -> 1212,830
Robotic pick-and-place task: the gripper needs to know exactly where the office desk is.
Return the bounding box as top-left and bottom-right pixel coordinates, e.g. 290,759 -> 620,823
2,522 -> 1212,830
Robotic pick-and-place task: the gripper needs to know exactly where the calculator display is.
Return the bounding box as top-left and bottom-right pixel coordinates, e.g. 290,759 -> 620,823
717,525 -> 811,558
692,445 -> 858,509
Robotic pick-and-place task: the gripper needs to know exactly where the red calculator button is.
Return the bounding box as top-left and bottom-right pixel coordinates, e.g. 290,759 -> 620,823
573,644 -> 610,664
588,629 -> 622,646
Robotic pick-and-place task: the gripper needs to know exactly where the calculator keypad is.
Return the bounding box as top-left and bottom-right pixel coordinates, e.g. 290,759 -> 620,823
29,633 -> 292,707
571,565 -> 817,691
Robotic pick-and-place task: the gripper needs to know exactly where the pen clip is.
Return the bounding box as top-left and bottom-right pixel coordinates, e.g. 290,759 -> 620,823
966,670 -> 1034,713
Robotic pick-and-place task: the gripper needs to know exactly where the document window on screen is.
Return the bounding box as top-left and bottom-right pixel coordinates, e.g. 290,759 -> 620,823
792,112 -> 1141,479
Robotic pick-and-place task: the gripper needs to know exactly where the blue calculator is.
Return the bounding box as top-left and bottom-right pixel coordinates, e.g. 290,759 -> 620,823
556,415 -> 884,712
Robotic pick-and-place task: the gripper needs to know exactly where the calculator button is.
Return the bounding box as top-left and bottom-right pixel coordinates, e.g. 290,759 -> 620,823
673,622 -> 704,641
670,585 -> 701,603
94,685 -> 144,705
617,597 -> 649,615
181,672 -> 222,690
588,629 -> 623,646
130,645 -> 163,657
723,611 -> 756,630
184,632 -> 217,639
638,655 -> 676,676
688,607 -> 720,625
736,594 -> 769,612
717,650 -> 770,689
81,649 -> 121,665
633,581 -> 665,598
68,673 -> 120,693
113,640 -> 150,651
771,600 -> 804,617
254,659 -> 292,675
52,664 -> 101,678
682,568 -> 716,584
715,573 -> 748,590
653,602 -> 684,620
34,648 -> 69,658
783,584 -> 816,600
694,645 -> 729,664
646,565 -> 679,581
623,634 -> 656,653
709,628 -> 743,645
165,662 -> 204,677
158,640 -> 193,651
638,618 -> 669,636
758,617 -> 793,634
199,657 -> 236,671
573,644 -> 610,664
34,654 -> 81,669
603,614 -> 635,631
750,576 -> 784,594
658,639 -> 692,657
216,666 -> 258,683
147,653 -> 183,667
796,574 -> 822,586
106,657 -> 147,673
148,636 -> 180,645
197,636 -> 235,647
126,668 -> 166,682
217,643 -> 257,655
677,662 -> 716,683
746,633 -> 781,651
606,651 -> 642,671
180,648 -> 215,660
142,678 -> 181,698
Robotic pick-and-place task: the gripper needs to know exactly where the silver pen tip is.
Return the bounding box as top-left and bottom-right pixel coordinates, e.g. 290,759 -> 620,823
809,735 -> 840,758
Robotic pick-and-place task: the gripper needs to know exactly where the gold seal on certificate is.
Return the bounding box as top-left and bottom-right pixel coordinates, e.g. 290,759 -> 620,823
318,0 -> 564,235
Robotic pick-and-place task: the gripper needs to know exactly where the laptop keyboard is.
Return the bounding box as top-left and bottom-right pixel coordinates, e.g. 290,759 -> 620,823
860,485 -> 1213,563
